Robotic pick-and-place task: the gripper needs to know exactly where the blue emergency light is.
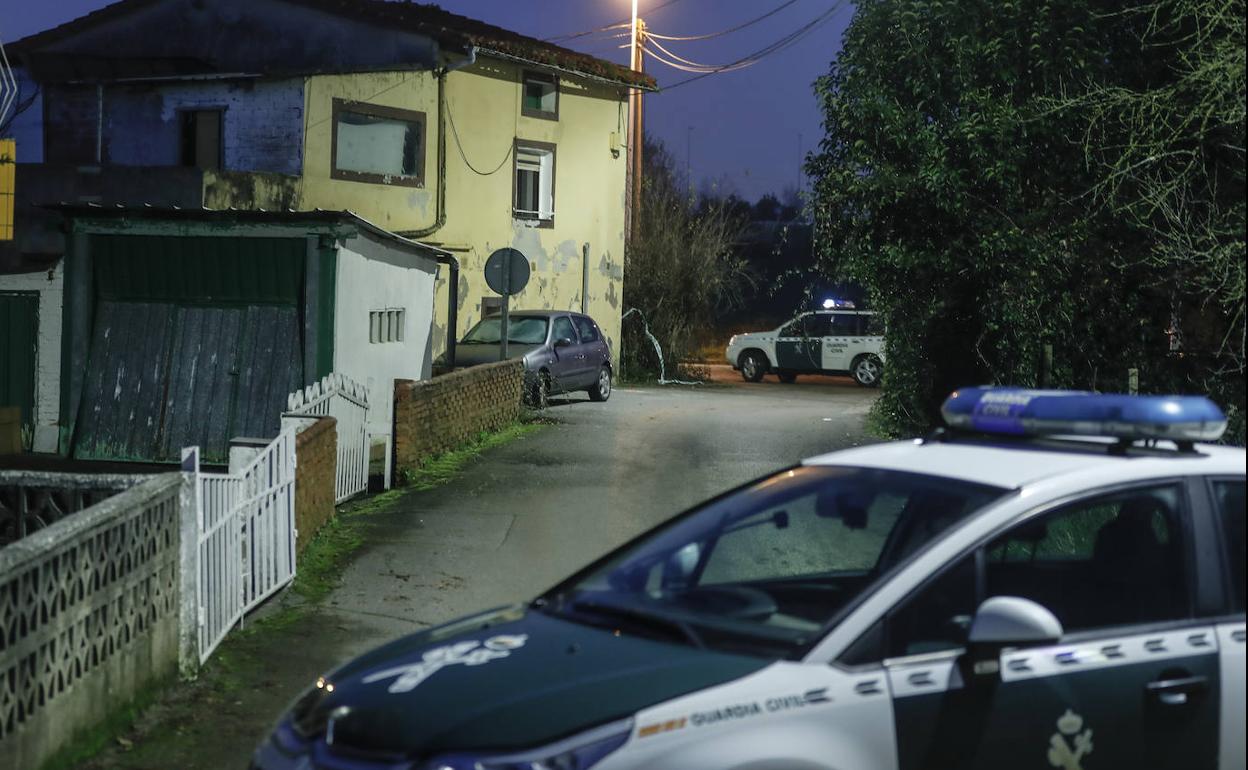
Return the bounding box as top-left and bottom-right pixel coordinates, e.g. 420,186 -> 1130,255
941,387 -> 1227,442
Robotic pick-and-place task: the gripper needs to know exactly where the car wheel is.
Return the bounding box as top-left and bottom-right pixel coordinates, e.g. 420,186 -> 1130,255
852,355 -> 883,388
589,367 -> 612,402
777,371 -> 798,384
739,351 -> 767,383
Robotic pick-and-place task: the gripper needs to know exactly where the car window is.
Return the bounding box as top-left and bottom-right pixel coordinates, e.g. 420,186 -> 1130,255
1214,480 -> 1245,612
462,316 -> 548,344
779,316 -> 807,337
546,466 -> 1007,659
984,484 -> 1190,632
571,316 -> 599,342
552,316 -> 576,343
862,314 -> 885,336
804,314 -> 832,337
828,313 -> 858,336
885,553 -> 977,658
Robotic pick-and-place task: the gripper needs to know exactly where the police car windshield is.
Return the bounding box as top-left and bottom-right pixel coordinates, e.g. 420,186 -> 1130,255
543,466 -> 1007,659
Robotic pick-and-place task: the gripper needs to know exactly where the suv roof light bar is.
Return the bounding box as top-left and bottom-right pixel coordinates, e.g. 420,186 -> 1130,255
940,387 -> 1227,443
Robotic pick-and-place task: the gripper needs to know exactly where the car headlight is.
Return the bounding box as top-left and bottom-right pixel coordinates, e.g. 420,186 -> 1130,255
424,718 -> 632,770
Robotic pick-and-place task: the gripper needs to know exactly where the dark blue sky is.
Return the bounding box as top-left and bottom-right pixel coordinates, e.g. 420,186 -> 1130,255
4,0 -> 851,201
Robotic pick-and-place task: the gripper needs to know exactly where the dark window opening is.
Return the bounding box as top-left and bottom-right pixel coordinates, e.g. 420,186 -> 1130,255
522,72 -> 558,119
482,297 -> 503,318
180,110 -> 223,170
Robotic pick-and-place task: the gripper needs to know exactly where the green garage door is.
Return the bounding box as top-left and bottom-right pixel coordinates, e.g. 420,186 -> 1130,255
73,236 -> 306,463
0,292 -> 38,449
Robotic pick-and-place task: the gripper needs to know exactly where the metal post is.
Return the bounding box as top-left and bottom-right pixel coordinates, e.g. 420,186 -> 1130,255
1040,344 -> 1053,388
582,243 -> 590,315
500,250 -> 511,362
1128,368 -> 1139,395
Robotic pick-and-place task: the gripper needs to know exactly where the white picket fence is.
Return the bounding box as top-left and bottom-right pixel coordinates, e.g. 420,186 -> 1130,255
287,373 -> 370,503
192,429 -> 297,663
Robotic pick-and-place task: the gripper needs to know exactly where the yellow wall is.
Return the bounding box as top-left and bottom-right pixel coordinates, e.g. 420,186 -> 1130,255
297,59 -> 630,364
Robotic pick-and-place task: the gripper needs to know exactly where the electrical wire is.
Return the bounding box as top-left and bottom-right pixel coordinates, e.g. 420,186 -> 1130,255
644,0 -> 803,42
445,93 -> 514,176
545,0 -> 689,43
652,1 -> 848,91
642,38 -> 754,74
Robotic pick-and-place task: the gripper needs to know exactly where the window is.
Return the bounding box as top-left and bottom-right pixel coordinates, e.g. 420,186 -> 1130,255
332,99 -> 425,186
481,297 -> 503,318
514,141 -> 556,225
552,316 -> 576,344
1215,481 -> 1245,612
984,485 -> 1190,632
553,466 -> 1007,659
828,313 -> 859,336
462,316 -> 549,345
780,314 -> 827,338
369,309 -> 405,344
862,314 -> 885,336
180,109 -> 223,170
885,554 -> 978,658
571,316 -> 600,342
521,71 -> 559,120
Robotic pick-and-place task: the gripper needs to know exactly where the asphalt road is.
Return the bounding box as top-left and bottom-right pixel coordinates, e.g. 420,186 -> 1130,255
329,372 -> 879,649
84,374 -> 876,769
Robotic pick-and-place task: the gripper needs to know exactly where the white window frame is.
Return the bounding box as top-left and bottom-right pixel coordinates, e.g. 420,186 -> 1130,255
514,140 -> 556,226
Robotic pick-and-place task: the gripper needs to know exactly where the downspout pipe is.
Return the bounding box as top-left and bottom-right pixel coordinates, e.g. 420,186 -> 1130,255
437,253 -> 459,369
414,46 -> 475,371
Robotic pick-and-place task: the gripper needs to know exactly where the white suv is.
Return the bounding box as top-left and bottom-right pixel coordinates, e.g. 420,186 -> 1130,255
726,310 -> 885,387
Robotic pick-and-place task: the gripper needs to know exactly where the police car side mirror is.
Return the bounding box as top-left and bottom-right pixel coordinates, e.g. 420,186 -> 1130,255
964,596 -> 1063,678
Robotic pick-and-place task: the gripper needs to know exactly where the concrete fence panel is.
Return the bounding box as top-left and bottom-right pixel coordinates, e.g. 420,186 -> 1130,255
0,473 -> 184,770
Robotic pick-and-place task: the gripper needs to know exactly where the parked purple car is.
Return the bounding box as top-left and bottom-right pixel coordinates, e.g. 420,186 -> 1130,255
436,311 -> 613,405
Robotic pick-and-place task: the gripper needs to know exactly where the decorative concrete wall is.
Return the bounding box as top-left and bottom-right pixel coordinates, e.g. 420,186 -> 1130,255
392,360 -> 524,474
0,473 -> 184,770
293,416 -> 337,552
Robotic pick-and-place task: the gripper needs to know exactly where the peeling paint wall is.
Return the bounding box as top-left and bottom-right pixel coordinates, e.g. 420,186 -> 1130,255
45,78 -> 305,174
0,263 -> 64,453
298,59 -> 629,366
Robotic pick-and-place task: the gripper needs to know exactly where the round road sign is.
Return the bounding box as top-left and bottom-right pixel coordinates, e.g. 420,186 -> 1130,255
484,248 -> 531,296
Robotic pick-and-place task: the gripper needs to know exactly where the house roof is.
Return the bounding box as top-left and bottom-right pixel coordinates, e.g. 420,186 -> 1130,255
45,203 -> 451,259
12,0 -> 656,90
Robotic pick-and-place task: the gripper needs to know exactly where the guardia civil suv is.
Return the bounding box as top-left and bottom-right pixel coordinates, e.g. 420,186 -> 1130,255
726,307 -> 885,386
252,389 -> 1245,770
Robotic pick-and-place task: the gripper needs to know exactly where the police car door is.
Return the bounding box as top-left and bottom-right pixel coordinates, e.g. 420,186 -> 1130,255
775,313 -> 824,373
879,482 -> 1220,770
822,312 -> 860,371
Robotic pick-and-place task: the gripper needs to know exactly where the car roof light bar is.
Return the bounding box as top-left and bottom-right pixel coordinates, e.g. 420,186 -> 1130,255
941,387 -> 1227,442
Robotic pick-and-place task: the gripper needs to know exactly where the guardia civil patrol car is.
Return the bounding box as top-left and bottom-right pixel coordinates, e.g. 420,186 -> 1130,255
725,303 -> 886,386
253,389 -> 1245,770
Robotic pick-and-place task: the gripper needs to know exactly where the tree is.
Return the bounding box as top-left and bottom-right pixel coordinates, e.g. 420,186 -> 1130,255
622,137 -> 749,378
808,0 -> 1245,439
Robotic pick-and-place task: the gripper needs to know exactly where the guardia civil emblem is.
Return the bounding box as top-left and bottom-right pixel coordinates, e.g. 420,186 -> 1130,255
362,634 -> 528,693
1047,708 -> 1094,770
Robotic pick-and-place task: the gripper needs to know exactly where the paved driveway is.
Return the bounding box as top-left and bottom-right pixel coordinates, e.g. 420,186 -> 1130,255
85,378 -> 876,769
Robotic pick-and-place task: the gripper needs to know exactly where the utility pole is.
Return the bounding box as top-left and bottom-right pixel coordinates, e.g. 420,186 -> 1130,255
686,125 -> 692,193
628,1 -> 645,240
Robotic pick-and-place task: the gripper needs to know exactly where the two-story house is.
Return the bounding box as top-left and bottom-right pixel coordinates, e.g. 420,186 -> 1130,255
0,0 -> 653,459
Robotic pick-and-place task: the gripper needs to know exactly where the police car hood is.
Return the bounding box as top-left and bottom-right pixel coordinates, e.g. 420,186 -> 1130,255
302,606 -> 766,758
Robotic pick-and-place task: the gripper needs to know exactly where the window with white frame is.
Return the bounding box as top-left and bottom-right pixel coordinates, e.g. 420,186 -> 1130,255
514,141 -> 555,225
369,309 -> 406,344
521,71 -> 558,120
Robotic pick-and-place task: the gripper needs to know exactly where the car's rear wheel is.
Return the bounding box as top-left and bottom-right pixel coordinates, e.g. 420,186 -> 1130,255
739,351 -> 767,382
589,367 -> 612,402
852,354 -> 883,388
777,371 -> 798,384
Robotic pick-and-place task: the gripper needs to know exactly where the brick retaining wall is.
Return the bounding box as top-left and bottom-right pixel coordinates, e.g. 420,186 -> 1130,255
294,416 -> 337,552
393,360 -> 525,474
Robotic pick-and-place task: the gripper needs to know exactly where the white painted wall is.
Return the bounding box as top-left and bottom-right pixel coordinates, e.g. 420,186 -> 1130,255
333,239 -> 437,445
0,263 -> 64,453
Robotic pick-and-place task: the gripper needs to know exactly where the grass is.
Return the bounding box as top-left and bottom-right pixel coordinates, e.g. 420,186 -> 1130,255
41,677 -> 172,770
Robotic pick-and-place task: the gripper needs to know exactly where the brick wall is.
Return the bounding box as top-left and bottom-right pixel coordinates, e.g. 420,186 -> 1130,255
294,416 -> 337,552
393,360 -> 525,474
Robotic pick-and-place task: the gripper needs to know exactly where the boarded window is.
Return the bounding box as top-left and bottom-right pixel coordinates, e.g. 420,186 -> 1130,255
332,100 -> 425,186
369,309 -> 406,344
180,110 -> 223,170
481,297 -> 503,317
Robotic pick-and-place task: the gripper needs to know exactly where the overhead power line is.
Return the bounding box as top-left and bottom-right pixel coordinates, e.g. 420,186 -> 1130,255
545,0 -> 688,43
651,1 -> 849,91
644,0 -> 803,42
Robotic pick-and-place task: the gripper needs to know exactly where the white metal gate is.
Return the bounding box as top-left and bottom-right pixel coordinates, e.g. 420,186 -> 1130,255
195,429 -> 297,663
287,373 -> 370,503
